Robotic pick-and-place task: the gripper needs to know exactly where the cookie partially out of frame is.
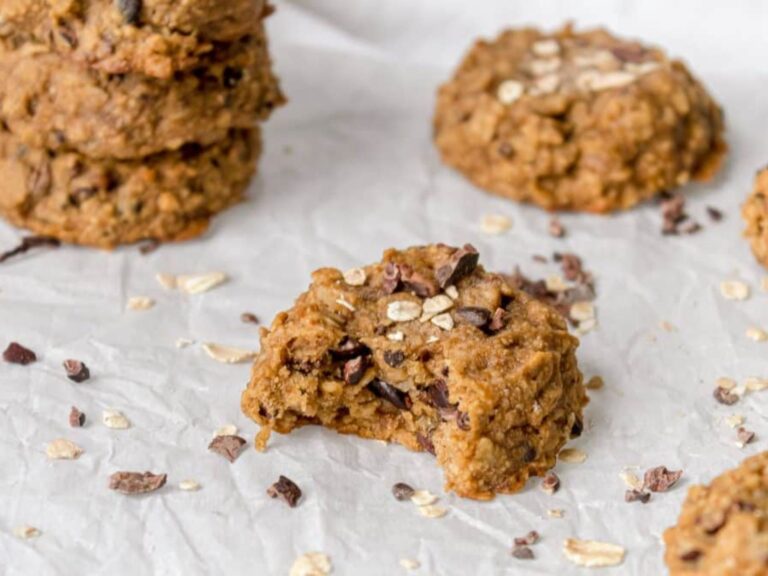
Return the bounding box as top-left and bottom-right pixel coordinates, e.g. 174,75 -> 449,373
0,127 -> 260,248
743,168 -> 768,269
434,25 -> 725,213
0,31 -> 283,160
0,0 -> 271,78
663,451 -> 768,576
242,244 -> 587,500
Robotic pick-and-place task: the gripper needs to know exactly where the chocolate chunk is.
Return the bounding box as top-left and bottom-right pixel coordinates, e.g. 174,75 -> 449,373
436,244 -> 479,288
625,489 -> 651,503
3,342 -> 37,365
511,545 -> 534,560
455,306 -> 491,327
514,531 -> 540,546
63,359 -> 90,383
548,217 -> 565,238
713,386 -> 739,405
69,406 -> 85,428
0,236 -> 60,264
425,380 -> 451,408
737,427 -> 756,446
329,337 -> 369,360
383,349 -> 406,368
343,356 -> 369,385
706,206 -> 723,222
368,379 -> 411,410
570,418 -> 584,438
381,263 -> 401,295
540,472 -> 560,495
400,265 -> 438,298
208,435 -> 247,463
392,482 -> 415,501
267,475 -> 302,507
521,444 -> 537,463
416,432 -> 436,455
644,466 -> 683,492
116,0 -> 142,25
109,471 -> 166,495
241,312 -> 259,324
488,307 -> 507,332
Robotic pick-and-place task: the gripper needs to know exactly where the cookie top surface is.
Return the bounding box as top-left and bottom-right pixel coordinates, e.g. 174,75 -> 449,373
434,26 -> 725,213
743,168 -> 768,270
664,451 -> 768,576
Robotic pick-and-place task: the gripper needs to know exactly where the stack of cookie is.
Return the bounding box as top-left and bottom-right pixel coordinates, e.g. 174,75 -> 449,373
0,0 -> 284,248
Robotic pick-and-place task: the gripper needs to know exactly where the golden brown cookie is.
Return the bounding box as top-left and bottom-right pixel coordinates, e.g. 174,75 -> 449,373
0,31 -> 283,160
0,127 -> 260,248
0,0 -> 271,78
241,244 -> 587,500
663,452 -> 768,576
743,168 -> 768,269
434,26 -> 726,213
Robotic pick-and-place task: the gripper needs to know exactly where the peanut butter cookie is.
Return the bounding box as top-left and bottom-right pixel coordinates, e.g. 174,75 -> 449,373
241,244 -> 587,500
0,127 -> 260,248
434,26 -> 725,213
664,451 -> 768,576
0,0 -> 271,78
0,31 -> 283,160
743,168 -> 768,269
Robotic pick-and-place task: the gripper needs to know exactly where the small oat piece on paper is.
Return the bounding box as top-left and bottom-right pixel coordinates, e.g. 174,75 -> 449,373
13,525 -> 40,539
108,471 -> 167,495
102,409 -> 131,429
202,343 -> 257,364
559,448 -> 587,463
46,438 -> 83,460
176,272 -> 228,295
127,296 -> 155,310
63,359 -> 90,383
208,434 -> 247,463
290,552 -> 332,576
267,475 -> 302,507
563,538 -> 626,567
3,342 -> 37,365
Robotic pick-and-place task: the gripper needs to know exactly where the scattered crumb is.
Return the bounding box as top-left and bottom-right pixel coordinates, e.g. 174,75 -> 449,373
290,552 -> 332,576
175,338 -> 194,349
659,320 -> 676,332
214,424 -> 238,437
563,538 -> 625,567
736,427 -> 756,448
102,409 -> 131,430
725,414 -> 745,428
547,508 -> 565,519
155,273 -> 177,290
202,343 -> 257,364
745,377 -> 768,392
63,359 -> 90,383
417,504 -> 448,518
208,435 -> 247,463
540,472 -> 560,495
746,327 -> 768,342
399,558 -> 420,570
45,438 -> 83,460
548,217 -> 565,238
585,375 -> 604,390
176,272 -> 228,294
480,214 -> 512,235
109,471 -> 166,495
267,475 -> 302,507
240,312 -> 259,325
644,466 -> 683,492
13,525 -> 40,539
410,490 -> 438,507
179,480 -> 201,491
619,468 -> 643,491
392,483 -> 416,501
127,296 -> 155,311
559,448 -> 587,464
719,280 -> 750,301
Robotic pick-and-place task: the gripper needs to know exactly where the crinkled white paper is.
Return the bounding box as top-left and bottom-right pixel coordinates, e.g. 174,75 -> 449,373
1,1 -> 767,574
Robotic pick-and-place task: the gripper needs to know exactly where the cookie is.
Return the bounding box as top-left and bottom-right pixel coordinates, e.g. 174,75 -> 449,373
0,32 -> 282,161
663,451 -> 768,576
434,25 -> 726,213
743,168 -> 768,269
241,244 -> 587,500
0,0 -> 271,78
0,127 -> 260,248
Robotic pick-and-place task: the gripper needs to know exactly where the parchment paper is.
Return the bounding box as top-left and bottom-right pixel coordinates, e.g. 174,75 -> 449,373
1,1 -> 767,574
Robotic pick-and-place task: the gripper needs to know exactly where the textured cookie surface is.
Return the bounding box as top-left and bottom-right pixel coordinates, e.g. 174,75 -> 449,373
0,0 -> 270,78
0,127 -> 260,248
743,168 -> 768,269
241,244 -> 587,500
0,31 -> 283,160
434,26 -> 725,213
664,451 -> 768,576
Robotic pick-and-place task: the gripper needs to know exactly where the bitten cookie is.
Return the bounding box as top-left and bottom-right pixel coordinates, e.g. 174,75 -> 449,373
0,127 -> 260,248
434,25 -> 725,213
0,33 -> 283,160
242,244 -> 587,500
743,168 -> 768,269
0,0 -> 271,78
663,452 -> 768,576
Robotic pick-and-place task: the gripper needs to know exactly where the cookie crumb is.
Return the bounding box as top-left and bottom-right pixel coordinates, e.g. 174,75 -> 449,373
706,206 -> 723,222
514,531 -> 540,546
480,214 -> 512,235
46,438 -> 83,460
138,239 -> 160,255
208,434 -> 247,463
69,406 -> 85,428
746,327 -> 767,342
399,558 -> 420,570
643,466 -> 682,492
719,280 -> 750,301
127,296 -> 154,310
512,545 -> 535,560
3,342 -> 37,365
392,482 -> 415,501
725,414 -> 745,428
736,427 -> 756,448
202,343 -> 256,364
240,312 -> 259,324
540,472 -> 560,495
214,424 -> 238,437
290,552 -> 331,576
559,448 -> 587,463
63,359 -> 90,382
410,490 -> 438,506
624,489 -> 651,503
547,508 -> 565,518
102,409 -> 131,429
179,480 -> 200,491
417,504 -> 448,518
109,471 -> 167,495
619,469 -> 644,491
713,385 -> 739,406
563,538 -> 625,567
267,475 -> 302,507
585,376 -> 604,390
155,273 -> 177,290
548,217 -> 565,238
744,377 -> 768,392
176,272 -> 228,294
13,525 -> 40,539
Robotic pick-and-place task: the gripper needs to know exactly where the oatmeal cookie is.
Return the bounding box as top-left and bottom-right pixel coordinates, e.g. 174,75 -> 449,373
0,0 -> 272,78
0,32 -> 283,160
241,244 -> 587,500
434,26 -> 725,213
743,168 -> 768,269
0,127 -> 260,248
663,451 -> 768,576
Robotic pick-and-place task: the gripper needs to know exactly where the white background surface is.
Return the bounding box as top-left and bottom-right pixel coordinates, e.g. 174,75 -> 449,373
2,1 -> 768,574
